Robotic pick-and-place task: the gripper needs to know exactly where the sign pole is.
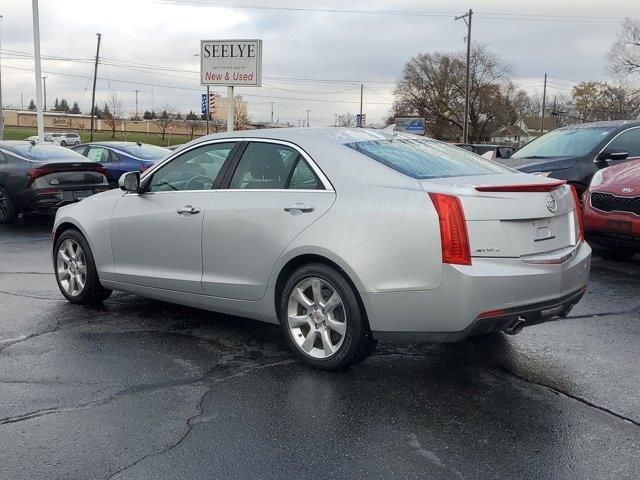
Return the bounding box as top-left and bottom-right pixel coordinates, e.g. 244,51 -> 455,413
206,86 -> 210,135
227,86 -> 234,132
32,0 -> 45,141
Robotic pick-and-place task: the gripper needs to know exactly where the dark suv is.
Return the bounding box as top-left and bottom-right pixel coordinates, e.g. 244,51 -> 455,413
501,120 -> 640,194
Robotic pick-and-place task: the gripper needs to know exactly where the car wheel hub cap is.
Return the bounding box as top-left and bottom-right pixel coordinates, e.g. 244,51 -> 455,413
287,277 -> 347,359
56,239 -> 87,297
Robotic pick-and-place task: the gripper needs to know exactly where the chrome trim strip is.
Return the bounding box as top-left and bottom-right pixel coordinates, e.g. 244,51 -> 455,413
520,244 -> 578,264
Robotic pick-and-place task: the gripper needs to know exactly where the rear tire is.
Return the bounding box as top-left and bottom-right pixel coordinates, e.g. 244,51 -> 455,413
53,229 -> 112,304
595,248 -> 636,261
60,140 -> 67,147
0,187 -> 17,224
279,263 -> 375,371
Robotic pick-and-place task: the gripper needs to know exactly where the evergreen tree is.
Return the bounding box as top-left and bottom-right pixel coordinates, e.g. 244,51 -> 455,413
70,102 -> 81,114
89,105 -> 103,119
53,98 -> 60,111
59,99 -> 70,112
102,103 -> 112,118
28,99 -> 36,111
186,110 -> 198,120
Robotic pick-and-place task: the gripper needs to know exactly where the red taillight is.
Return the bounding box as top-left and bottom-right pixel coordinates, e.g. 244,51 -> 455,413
570,185 -> 584,242
477,308 -> 508,319
428,192 -> 472,266
475,180 -> 566,193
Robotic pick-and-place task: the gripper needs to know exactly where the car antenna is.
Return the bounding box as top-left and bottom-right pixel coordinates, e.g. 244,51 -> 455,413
136,141 -> 142,146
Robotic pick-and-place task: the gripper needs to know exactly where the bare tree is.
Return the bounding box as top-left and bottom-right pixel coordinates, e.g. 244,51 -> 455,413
184,111 -> 202,140
152,105 -> 178,140
392,44 -> 514,141
337,113 -> 355,127
104,92 -> 124,139
607,18 -> 640,76
233,101 -> 250,130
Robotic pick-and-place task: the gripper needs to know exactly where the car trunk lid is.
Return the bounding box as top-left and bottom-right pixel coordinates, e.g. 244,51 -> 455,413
420,174 -> 579,258
27,161 -> 108,187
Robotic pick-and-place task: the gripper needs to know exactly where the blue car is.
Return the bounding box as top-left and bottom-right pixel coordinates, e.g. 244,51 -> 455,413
71,142 -> 170,187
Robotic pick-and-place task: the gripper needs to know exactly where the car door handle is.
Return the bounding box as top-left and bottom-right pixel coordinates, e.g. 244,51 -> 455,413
176,205 -> 201,215
284,204 -> 315,214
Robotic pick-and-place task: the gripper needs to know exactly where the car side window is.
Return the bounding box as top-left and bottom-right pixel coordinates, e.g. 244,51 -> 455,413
86,147 -> 109,163
288,158 -> 320,190
608,129 -> 640,157
71,146 -> 87,156
229,142 -> 300,190
148,142 -> 236,192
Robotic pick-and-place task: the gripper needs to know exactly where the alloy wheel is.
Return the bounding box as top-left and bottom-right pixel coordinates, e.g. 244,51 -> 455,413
56,238 -> 87,297
287,277 -> 347,359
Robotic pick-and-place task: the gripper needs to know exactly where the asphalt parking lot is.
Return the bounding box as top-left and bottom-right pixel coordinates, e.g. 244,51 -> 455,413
0,217 -> 639,480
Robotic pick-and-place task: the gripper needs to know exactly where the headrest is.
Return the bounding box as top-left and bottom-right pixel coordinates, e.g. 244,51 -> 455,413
246,147 -> 286,181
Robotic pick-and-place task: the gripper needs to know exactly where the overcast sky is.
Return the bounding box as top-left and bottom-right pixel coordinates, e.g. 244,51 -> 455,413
1,0 -> 639,126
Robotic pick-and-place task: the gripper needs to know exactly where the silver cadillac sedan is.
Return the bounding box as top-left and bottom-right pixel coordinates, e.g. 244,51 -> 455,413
52,128 -> 591,370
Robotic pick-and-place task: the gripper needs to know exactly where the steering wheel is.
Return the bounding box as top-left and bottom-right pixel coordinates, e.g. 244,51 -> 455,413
184,175 -> 214,190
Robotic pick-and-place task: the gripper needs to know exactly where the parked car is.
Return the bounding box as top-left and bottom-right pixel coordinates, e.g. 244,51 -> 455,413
454,143 -> 515,159
71,142 -> 171,187
26,132 -> 81,146
583,159 -> 639,261
52,128 -> 590,370
0,141 -> 108,223
502,120 -> 640,194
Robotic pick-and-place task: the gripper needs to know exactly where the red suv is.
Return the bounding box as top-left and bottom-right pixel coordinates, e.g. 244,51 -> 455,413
583,160 -> 640,260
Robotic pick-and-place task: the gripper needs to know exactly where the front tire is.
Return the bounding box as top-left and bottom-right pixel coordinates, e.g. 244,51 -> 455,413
0,187 -> 17,224
60,140 -> 67,147
279,263 -> 374,371
54,229 -> 112,304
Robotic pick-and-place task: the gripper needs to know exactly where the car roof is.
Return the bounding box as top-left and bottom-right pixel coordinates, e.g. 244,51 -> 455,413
559,120 -> 640,131
75,141 -> 169,149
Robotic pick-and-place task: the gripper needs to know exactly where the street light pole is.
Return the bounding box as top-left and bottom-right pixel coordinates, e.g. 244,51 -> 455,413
32,0 -> 45,141
306,109 -> 310,127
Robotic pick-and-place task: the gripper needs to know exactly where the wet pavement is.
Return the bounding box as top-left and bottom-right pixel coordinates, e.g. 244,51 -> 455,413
1,216 -> 639,479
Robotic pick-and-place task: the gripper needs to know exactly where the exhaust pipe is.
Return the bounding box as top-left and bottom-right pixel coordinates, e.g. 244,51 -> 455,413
503,317 -> 526,335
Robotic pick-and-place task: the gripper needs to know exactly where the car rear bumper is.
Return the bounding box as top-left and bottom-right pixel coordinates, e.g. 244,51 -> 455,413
24,186 -> 109,213
365,241 -> 591,341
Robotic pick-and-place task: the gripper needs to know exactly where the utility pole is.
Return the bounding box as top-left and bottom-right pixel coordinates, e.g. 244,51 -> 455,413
0,14 -> 4,141
334,113 -> 338,127
21,93 -> 24,110
270,102 -> 274,124
32,0 -> 44,141
455,9 -> 472,143
227,86 -> 234,132
133,89 -> 140,119
540,73 -> 547,136
306,109 -> 310,127
42,76 -> 47,111
90,33 -> 101,141
359,84 -> 364,127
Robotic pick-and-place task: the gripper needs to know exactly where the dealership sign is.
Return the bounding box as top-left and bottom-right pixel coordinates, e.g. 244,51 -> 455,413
200,39 -> 262,86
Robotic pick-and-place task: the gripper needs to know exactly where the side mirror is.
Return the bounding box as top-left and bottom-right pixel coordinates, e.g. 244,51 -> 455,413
118,171 -> 141,192
597,147 -> 629,163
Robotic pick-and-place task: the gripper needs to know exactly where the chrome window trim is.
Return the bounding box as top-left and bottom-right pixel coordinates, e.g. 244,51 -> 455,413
141,136 -> 335,193
593,126 -> 640,163
589,192 -> 640,217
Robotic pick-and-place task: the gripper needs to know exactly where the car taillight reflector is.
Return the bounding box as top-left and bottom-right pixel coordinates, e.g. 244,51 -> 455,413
570,185 -> 584,242
428,193 -> 471,266
475,180 -> 566,192
477,308 -> 508,319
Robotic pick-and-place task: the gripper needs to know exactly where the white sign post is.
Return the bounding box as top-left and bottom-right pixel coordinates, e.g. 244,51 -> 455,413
200,39 -> 262,132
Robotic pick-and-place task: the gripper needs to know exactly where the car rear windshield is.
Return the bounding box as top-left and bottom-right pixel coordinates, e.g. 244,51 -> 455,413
511,127 -> 613,159
346,139 -> 510,179
121,145 -> 170,161
10,144 -> 90,162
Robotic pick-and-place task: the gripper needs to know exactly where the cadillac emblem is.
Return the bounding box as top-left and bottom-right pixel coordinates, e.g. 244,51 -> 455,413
545,194 -> 558,213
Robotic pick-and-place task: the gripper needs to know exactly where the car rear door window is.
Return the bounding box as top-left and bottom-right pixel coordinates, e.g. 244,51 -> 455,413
86,147 -> 109,163
608,128 -> 640,157
347,139 -> 510,179
148,142 -> 237,192
288,158 -> 320,190
229,142 -> 299,189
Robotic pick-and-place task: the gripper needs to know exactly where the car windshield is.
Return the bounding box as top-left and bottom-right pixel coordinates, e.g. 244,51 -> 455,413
10,144 -> 89,162
511,127 -> 613,159
120,144 -> 170,161
346,138 -> 510,179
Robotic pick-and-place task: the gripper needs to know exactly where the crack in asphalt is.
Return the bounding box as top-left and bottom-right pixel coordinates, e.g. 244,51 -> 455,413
0,322 -> 67,353
376,350 -> 640,428
0,289 -> 60,301
102,359 -> 295,480
566,303 -> 640,319
0,271 -> 53,275
0,238 -> 50,245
